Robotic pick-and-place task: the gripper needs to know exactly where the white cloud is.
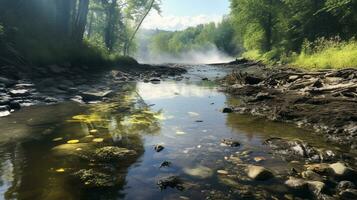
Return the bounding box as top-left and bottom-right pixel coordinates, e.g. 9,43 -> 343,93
142,12 -> 223,31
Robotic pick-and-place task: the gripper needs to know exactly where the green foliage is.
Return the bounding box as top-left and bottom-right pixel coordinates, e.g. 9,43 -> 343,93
292,38 -> 357,69
229,0 -> 357,69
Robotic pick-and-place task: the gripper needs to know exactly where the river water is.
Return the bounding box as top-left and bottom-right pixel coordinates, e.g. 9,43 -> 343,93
0,65 -> 348,199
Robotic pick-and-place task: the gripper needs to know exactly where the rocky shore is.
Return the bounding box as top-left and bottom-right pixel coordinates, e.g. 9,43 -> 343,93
220,60 -> 357,150
0,63 -> 186,117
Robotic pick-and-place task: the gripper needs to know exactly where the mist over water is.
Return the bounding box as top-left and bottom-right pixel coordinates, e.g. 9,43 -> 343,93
136,46 -> 235,64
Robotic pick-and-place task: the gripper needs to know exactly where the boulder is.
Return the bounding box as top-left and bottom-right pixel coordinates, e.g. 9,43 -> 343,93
285,177 -> 309,191
246,165 -> 274,181
329,162 -> 354,178
307,181 -> 326,196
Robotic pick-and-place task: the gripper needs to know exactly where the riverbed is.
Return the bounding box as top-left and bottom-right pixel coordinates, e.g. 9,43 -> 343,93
0,65 -> 355,200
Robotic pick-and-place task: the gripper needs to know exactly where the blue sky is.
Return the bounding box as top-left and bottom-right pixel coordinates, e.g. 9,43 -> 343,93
161,0 -> 230,17
143,0 -> 230,31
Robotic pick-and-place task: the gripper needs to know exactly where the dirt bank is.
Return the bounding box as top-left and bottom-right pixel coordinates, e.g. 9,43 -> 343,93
220,60 -> 357,149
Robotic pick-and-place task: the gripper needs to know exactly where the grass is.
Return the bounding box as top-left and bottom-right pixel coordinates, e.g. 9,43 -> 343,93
292,38 -> 357,69
242,38 -> 357,70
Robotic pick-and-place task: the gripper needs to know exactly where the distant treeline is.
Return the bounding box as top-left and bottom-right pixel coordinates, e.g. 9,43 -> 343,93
0,0 -> 159,66
147,18 -> 240,56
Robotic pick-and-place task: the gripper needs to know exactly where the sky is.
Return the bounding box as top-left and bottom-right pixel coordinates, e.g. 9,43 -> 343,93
142,0 -> 230,31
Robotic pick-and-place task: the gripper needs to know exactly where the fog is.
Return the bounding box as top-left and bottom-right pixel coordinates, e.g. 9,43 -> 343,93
136,46 -> 235,65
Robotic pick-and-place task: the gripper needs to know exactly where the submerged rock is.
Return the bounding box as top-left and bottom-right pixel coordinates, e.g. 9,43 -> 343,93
246,165 -> 273,181
157,176 -> 184,191
184,165 -> 213,179
221,138 -> 240,147
94,146 -> 137,162
154,144 -> 164,152
159,161 -> 171,168
73,169 -> 116,188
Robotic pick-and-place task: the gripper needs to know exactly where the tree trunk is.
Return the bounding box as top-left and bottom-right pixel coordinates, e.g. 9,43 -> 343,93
72,0 -> 89,42
104,1 -> 117,52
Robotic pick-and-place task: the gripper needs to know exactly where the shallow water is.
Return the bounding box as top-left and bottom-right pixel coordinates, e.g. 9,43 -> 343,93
0,66 -> 348,200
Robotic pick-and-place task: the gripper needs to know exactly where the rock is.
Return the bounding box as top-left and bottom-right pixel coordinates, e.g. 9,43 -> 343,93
9,101 -> 21,110
285,177 -> 309,191
0,105 -> 11,117
339,189 -> 357,200
245,76 -> 262,85
154,144 -> 164,152
307,181 -> 326,196
184,165 -> 213,179
73,169 -> 115,188
80,90 -> 114,102
217,170 -> 229,175
221,138 -> 240,147
337,181 -> 355,192
94,146 -> 137,162
252,92 -> 272,101
304,163 -> 331,174
329,162 -> 353,177
157,176 -> 184,191
0,76 -> 16,87
222,107 -> 233,113
202,77 -> 209,81
302,170 -> 324,181
246,165 -> 273,181
264,138 -> 337,162
313,79 -> 324,88
9,89 -> 30,97
150,78 -> 161,83
288,75 -> 299,82
159,161 -> 171,168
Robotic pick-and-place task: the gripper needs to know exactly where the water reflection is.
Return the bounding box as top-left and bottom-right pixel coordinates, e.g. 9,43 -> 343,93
0,82 -> 163,199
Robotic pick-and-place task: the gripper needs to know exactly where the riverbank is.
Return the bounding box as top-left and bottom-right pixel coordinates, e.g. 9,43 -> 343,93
219,59 -> 357,149
0,62 -> 186,117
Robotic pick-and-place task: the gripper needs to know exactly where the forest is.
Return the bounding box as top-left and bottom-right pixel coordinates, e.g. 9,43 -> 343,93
0,0 -> 159,67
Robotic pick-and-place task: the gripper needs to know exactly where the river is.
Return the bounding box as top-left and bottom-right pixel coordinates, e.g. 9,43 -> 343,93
0,65 -> 352,199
